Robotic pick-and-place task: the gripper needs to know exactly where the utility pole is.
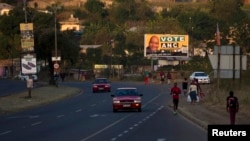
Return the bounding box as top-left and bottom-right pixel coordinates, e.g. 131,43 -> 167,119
54,6 -> 58,59
216,23 -> 221,92
23,0 -> 27,23
111,39 -> 115,80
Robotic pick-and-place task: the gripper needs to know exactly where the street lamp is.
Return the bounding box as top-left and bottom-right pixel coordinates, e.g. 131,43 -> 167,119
52,3 -> 61,59
50,2 -> 61,86
23,0 -> 27,23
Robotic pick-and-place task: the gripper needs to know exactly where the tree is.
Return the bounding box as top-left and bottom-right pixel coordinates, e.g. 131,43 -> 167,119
209,0 -> 245,25
0,7 -> 23,61
84,0 -> 108,22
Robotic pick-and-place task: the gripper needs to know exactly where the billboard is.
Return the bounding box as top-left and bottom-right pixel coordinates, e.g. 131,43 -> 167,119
21,53 -> 37,74
144,34 -> 189,57
20,23 -> 34,52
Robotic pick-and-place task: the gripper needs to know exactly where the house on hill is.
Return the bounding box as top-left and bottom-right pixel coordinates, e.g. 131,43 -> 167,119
0,3 -> 13,15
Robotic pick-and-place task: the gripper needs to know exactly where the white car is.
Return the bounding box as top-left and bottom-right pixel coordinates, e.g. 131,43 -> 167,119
189,71 -> 210,84
17,73 -> 38,82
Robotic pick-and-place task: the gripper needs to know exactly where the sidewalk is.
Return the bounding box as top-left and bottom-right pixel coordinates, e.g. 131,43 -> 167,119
169,94 -> 249,130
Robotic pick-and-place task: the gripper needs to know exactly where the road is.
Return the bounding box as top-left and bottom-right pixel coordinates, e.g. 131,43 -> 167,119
0,79 -> 44,97
0,79 -> 27,97
0,80 -> 207,141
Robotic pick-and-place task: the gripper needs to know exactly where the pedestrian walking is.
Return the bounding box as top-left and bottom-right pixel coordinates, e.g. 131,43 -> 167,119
188,80 -> 198,104
193,78 -> 204,99
171,82 -> 181,114
226,91 -> 239,125
160,70 -> 165,84
144,70 -> 149,84
182,77 -> 188,96
167,71 -> 172,84
60,71 -> 65,82
148,72 -> 152,83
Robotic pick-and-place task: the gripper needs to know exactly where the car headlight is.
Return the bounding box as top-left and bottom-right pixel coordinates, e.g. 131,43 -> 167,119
134,100 -> 141,103
113,100 -> 120,104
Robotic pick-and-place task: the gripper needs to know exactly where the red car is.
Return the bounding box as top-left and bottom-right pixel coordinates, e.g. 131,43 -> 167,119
92,78 -> 111,93
111,87 -> 143,112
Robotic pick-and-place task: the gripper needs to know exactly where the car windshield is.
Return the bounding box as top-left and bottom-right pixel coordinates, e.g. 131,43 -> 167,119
195,72 -> 207,77
115,89 -> 138,96
95,79 -> 108,83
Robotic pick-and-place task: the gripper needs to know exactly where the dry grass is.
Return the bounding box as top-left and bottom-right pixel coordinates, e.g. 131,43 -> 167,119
201,84 -> 250,122
0,86 -> 81,115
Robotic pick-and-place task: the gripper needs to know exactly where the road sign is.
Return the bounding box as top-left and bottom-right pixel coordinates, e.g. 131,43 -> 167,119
54,62 -> 59,69
52,56 -> 61,61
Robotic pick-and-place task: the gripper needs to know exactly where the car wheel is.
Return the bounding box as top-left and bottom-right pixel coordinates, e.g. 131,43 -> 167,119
138,108 -> 142,112
113,109 -> 117,112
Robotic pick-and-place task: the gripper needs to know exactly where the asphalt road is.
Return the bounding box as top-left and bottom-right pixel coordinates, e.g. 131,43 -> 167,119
0,80 -> 207,141
0,79 -> 27,97
0,79 -> 44,97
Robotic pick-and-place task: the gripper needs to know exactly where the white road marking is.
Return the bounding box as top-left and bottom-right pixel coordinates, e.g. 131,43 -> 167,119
110,105 -> 164,141
29,115 -> 40,119
90,104 -> 96,107
57,115 -> 65,118
75,109 -> 82,112
133,124 -> 138,127
31,121 -> 42,126
0,130 -> 12,136
80,114 -> 131,141
89,114 -> 99,118
157,138 -> 167,141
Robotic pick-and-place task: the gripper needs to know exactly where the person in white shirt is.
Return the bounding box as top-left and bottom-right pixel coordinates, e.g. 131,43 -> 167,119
188,81 -> 198,104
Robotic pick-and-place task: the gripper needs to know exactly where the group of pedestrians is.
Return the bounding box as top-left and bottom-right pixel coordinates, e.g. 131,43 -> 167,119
169,77 -> 239,125
159,70 -> 172,84
143,70 -> 172,84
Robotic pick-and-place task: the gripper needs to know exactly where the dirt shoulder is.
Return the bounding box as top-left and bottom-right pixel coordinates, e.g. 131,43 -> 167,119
0,85 -> 81,115
171,84 -> 250,130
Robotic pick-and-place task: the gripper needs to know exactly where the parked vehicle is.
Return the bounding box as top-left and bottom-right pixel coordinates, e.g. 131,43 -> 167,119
17,73 -> 38,82
111,87 -> 143,112
189,71 -> 210,84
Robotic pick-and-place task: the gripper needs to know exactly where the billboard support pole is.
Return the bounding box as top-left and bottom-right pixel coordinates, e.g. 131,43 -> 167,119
151,57 -> 155,73
233,44 -> 235,82
217,46 -> 220,92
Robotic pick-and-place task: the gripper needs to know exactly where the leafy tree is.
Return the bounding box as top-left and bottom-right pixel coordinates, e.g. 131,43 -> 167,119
110,0 -> 154,23
232,19 -> 250,53
0,33 -> 9,59
0,7 -> 23,60
209,0 -> 246,25
84,0 -> 108,22
74,8 -> 88,19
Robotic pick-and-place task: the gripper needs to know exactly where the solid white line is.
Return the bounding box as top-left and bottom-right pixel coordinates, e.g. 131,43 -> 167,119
80,114 -> 131,141
142,93 -> 162,108
80,92 -> 163,141
0,130 -> 12,136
